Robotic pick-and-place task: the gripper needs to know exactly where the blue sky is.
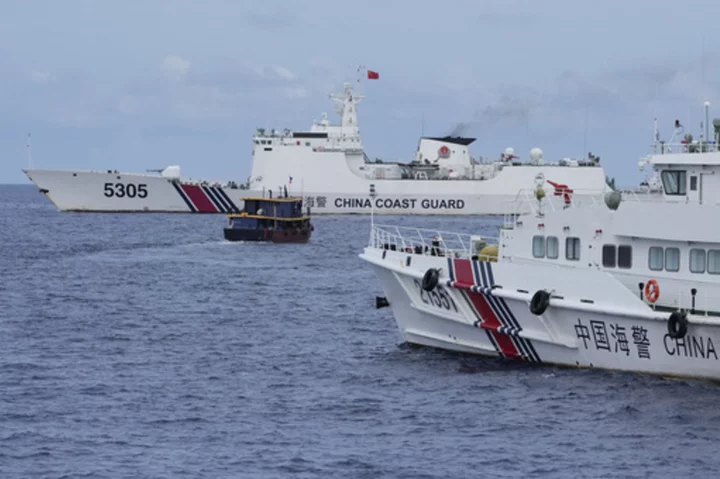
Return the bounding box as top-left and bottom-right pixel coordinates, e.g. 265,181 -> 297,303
1,0 -> 719,187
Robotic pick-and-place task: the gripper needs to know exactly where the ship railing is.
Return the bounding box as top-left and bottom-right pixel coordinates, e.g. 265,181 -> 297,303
502,188 -> 607,228
369,224 -> 496,260
669,286 -> 720,319
652,140 -> 719,155
615,274 -> 720,320
616,189 -> 665,203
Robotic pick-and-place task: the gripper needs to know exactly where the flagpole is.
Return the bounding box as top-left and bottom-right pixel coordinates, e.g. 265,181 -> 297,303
369,183 -> 376,228
26,133 -> 32,169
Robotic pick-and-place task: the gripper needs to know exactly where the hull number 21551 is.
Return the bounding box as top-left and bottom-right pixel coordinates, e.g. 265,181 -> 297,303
413,279 -> 459,312
104,182 -> 148,198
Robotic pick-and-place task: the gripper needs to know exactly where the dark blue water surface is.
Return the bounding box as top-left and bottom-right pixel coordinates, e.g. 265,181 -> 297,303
3,184 -> 720,478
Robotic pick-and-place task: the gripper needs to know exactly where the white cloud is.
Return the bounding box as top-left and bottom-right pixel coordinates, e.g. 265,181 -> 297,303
273,65 -> 296,80
161,55 -> 191,81
30,70 -> 53,84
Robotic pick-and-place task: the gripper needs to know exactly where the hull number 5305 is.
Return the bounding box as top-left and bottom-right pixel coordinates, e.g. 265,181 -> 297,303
104,182 -> 148,198
413,279 -> 459,312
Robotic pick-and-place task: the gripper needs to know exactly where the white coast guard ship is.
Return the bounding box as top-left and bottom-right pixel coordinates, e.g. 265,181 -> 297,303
248,82 -> 609,214
361,102 -> 720,380
22,81 -> 609,215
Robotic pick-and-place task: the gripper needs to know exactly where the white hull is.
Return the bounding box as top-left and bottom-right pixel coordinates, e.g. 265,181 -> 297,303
362,246 -> 720,380
23,168 -> 244,213
24,167 -> 608,215
250,138 -> 609,215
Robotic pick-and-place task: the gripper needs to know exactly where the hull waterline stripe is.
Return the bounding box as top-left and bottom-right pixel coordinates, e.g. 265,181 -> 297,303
208,187 -> 231,212
215,188 -> 240,213
181,184 -> 218,213
202,186 -> 226,213
172,182 -> 197,212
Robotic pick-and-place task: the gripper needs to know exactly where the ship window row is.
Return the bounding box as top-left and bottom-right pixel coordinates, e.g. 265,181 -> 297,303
532,235 -> 580,261
649,246 -> 720,274
602,245 -> 632,269
687,248 -> 720,274
648,246 -> 681,272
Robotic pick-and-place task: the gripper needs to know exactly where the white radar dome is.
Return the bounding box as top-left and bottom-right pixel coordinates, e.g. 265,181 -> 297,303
161,165 -> 181,180
530,147 -> 544,163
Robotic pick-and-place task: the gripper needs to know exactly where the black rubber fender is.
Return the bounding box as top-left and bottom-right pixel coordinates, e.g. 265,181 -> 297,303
421,268 -> 440,292
667,311 -> 688,339
530,290 -> 551,316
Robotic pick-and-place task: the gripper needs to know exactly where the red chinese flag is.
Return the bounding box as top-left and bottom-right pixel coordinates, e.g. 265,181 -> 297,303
367,70 -> 379,80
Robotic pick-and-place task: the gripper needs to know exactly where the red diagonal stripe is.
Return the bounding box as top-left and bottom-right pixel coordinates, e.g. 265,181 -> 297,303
454,259 -> 520,359
470,294 -> 521,359
453,258 -> 474,283
181,185 -> 218,213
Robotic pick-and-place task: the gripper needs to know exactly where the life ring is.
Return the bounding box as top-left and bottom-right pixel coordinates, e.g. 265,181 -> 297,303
667,311 -> 688,339
530,290 -> 550,316
421,268 -> 440,292
645,280 -> 660,303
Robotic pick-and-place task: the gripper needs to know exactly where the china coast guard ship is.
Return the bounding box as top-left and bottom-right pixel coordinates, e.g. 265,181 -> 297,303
23,81 -> 609,215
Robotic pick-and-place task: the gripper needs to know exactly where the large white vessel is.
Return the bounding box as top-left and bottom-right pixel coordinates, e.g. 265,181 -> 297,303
360,102 -> 720,380
23,81 -> 610,214
248,82 -> 609,214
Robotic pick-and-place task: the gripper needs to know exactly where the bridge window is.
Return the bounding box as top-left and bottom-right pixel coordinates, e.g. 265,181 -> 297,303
690,248 -> 706,273
546,236 -> 559,259
665,247 -> 680,272
532,235 -> 545,258
661,170 -> 686,196
648,247 -> 663,271
618,245 -> 632,269
602,245 -> 632,269
602,245 -> 616,267
566,237 -> 581,261
708,250 -> 720,274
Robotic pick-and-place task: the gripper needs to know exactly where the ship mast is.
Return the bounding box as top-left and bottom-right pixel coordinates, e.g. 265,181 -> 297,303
329,82 -> 363,136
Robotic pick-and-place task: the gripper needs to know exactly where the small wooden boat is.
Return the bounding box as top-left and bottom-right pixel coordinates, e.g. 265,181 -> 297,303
223,194 -> 313,243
